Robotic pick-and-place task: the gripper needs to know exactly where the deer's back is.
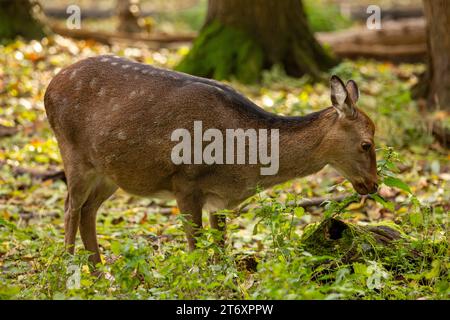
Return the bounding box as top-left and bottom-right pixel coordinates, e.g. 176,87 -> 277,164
44,55 -> 271,197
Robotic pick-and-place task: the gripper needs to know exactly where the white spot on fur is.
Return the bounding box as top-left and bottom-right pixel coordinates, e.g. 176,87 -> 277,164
98,87 -> 106,96
129,91 -> 137,98
76,80 -> 82,90
117,131 -> 127,140
74,104 -> 80,109
133,66 -> 140,71
122,64 -> 130,69
134,75 -> 139,80
100,57 -> 110,62
111,62 -> 118,66
141,69 -> 148,74
89,78 -> 97,89
112,103 -> 120,111
69,70 -> 78,80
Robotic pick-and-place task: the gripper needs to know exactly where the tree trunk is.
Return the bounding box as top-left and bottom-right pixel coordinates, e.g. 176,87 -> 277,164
412,0 -> 450,147
116,0 -> 142,33
0,0 -> 45,40
176,0 -> 336,83
421,0 -> 450,111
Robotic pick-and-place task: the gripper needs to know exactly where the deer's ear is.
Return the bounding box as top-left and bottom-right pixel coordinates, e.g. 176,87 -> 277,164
330,75 -> 355,118
330,75 -> 347,106
346,80 -> 359,104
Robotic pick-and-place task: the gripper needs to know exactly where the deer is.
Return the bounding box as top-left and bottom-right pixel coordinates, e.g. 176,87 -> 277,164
44,55 -> 378,265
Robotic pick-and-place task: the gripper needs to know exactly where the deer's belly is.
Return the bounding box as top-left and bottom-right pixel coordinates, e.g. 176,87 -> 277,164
203,194 -> 227,212
150,190 -> 176,200
99,165 -> 172,197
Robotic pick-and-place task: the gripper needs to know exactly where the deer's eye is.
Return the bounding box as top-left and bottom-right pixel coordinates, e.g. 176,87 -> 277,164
361,142 -> 372,151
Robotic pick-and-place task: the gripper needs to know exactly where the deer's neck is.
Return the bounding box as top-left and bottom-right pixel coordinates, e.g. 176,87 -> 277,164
257,107 -> 337,187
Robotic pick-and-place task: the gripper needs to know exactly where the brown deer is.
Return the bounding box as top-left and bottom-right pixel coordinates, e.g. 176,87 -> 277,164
44,55 -> 378,265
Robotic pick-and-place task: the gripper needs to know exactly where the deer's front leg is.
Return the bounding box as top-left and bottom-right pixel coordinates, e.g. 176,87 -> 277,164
176,192 -> 203,251
210,212 -> 226,248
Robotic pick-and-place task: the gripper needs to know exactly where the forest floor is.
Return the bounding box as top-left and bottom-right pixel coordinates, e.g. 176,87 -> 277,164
0,36 -> 448,299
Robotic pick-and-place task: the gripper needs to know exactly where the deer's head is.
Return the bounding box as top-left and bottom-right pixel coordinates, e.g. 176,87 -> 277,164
324,75 -> 378,195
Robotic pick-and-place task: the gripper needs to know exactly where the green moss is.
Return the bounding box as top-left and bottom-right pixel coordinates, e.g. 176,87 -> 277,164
292,43 -> 322,78
301,218 -> 362,259
176,21 -> 264,83
301,218 -> 406,263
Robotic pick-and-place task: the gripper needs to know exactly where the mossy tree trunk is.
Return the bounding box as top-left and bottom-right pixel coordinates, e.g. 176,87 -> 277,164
0,0 -> 45,40
176,0 -> 336,83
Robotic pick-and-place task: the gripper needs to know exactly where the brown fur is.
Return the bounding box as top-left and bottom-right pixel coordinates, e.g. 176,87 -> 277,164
44,56 -> 377,264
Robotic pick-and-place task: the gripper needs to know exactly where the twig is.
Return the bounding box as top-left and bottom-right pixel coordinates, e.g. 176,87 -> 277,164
0,125 -> 18,138
237,194 -> 350,213
0,160 -> 66,183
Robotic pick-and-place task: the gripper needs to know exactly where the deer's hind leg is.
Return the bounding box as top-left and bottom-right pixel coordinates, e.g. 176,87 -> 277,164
79,177 -> 117,265
63,164 -> 97,255
175,190 -> 204,251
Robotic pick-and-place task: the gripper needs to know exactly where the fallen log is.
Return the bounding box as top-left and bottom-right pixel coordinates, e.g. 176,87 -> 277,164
301,217 -> 404,263
345,6 -> 423,21
317,18 -> 426,46
44,7 -> 116,19
316,18 -> 427,62
49,23 -> 196,46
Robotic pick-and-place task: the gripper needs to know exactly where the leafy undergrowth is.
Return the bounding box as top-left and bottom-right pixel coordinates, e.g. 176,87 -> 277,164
0,37 -> 448,300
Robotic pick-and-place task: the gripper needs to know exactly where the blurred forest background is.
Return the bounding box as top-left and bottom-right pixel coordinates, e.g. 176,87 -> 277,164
0,0 -> 448,299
